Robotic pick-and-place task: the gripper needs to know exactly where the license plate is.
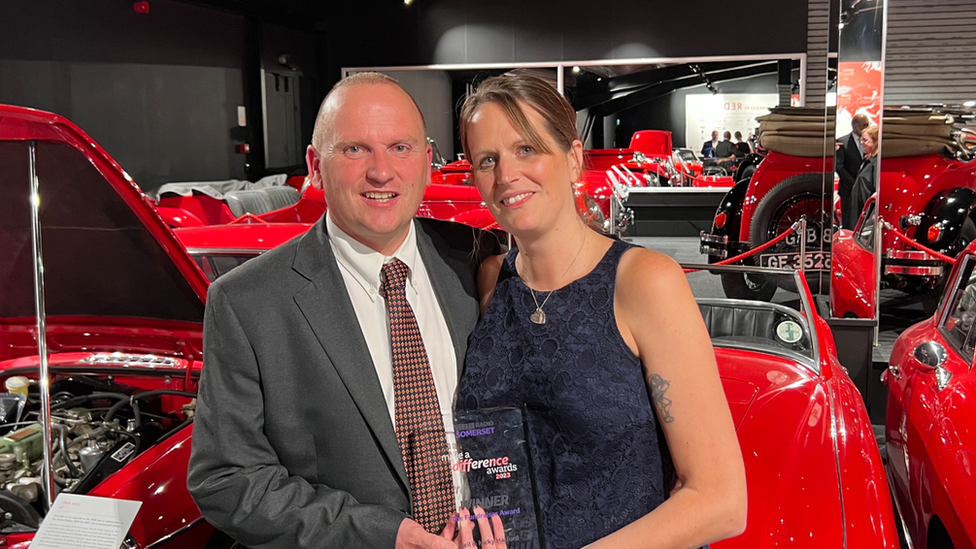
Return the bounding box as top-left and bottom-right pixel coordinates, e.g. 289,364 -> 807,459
759,251 -> 831,270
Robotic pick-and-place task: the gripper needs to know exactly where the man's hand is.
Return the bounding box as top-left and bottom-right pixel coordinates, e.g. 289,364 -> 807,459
396,518 -> 456,549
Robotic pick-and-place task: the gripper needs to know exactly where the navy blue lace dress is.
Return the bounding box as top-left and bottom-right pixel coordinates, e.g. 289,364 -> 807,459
457,240 -> 673,549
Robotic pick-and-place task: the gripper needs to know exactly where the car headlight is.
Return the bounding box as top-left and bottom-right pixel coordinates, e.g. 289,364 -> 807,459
583,195 -> 610,233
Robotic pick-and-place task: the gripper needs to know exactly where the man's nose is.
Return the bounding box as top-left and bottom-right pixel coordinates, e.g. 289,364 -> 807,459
366,151 -> 395,184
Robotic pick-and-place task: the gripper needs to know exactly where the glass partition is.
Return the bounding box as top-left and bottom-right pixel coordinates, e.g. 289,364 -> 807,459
829,0 -> 885,321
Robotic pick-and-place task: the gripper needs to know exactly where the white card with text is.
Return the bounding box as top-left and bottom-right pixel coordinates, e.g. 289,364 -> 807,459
31,493 -> 142,549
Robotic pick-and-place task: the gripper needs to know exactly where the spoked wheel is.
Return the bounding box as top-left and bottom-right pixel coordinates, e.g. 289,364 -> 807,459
749,174 -> 832,294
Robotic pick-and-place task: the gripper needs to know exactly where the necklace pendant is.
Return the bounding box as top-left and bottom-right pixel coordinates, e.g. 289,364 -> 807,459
530,308 -> 547,325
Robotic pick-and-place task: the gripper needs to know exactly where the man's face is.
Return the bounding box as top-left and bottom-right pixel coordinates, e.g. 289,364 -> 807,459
306,83 -> 431,255
853,119 -> 868,136
711,131 -> 719,142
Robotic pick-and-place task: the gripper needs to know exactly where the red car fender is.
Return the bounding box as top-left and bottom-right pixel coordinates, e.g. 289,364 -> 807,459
918,396 -> 976,548
88,425 -> 205,546
156,206 -> 205,228
736,152 -> 835,243
830,228 -> 876,319
879,155 -> 972,255
712,353 -> 845,548
827,371 -> 901,547
447,207 -> 497,229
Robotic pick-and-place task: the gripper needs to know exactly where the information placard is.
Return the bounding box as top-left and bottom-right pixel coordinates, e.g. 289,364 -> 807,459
32,493 -> 141,549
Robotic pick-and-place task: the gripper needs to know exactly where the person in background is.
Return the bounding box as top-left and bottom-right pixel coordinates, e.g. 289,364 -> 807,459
849,124 -> 879,228
716,130 -> 738,159
187,72 -> 499,549
701,130 -> 720,158
836,113 -> 870,228
734,131 -> 753,155
455,73 -> 747,549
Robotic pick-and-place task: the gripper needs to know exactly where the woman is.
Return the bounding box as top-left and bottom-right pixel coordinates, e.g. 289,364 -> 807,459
847,124 -> 879,229
453,73 -> 746,549
734,131 -> 753,155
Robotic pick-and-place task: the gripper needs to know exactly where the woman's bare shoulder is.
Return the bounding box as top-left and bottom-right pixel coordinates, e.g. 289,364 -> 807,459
617,247 -> 686,293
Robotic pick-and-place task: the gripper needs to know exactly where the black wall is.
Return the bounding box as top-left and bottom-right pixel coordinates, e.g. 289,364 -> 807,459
324,0 -> 809,87
616,73 -> 779,149
0,0 -> 247,194
0,0 -> 810,192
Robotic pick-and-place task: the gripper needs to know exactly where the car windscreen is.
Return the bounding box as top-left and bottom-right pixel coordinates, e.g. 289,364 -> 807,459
682,267 -> 817,366
0,141 -> 204,322
940,255 -> 976,363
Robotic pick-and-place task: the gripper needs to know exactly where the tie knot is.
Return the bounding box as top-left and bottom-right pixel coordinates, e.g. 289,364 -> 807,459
381,259 -> 409,297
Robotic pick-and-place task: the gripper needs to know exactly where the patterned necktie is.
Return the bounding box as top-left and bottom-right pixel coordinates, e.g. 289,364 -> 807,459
381,259 -> 454,533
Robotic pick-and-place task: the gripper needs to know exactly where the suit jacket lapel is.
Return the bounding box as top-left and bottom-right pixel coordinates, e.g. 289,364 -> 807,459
291,218 -> 409,493
415,220 -> 471,378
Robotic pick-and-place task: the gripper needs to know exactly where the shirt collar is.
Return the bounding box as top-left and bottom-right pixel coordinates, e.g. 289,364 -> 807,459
326,212 -> 419,301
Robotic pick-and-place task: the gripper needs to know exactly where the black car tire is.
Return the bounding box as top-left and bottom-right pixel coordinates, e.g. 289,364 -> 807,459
736,164 -> 756,185
720,271 -> 777,301
749,173 -> 832,294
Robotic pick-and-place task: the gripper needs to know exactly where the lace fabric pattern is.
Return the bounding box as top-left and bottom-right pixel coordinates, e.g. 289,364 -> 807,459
458,240 -> 669,549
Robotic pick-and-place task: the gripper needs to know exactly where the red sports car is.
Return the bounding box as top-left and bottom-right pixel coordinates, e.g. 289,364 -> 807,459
885,239 -> 976,548
830,195 -> 878,319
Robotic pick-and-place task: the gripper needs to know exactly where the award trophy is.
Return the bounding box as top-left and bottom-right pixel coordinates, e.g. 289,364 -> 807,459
452,407 -> 543,549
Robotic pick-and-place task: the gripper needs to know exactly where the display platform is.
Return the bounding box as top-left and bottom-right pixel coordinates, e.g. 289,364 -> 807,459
623,187 -> 726,237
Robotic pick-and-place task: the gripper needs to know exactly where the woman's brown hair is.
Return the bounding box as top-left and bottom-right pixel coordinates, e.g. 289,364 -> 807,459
458,72 -> 579,161
863,125 -> 880,157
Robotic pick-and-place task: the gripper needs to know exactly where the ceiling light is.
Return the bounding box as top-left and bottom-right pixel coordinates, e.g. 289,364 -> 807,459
572,66 -> 581,73
404,0 -> 413,5
964,100 -> 976,107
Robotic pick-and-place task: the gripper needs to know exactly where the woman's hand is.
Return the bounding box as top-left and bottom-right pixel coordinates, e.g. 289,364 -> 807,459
442,506 -> 508,549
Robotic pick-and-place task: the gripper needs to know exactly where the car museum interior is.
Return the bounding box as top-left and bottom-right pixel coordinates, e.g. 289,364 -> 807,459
2,0 -> 976,548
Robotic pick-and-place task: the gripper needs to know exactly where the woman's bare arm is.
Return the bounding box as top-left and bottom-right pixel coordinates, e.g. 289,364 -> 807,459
476,254 -> 506,315
588,248 -> 747,549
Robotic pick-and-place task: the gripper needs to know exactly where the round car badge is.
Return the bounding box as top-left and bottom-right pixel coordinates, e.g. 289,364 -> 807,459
776,320 -> 803,344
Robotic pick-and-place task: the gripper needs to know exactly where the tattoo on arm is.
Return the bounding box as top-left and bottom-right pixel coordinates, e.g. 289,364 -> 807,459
649,374 -> 675,423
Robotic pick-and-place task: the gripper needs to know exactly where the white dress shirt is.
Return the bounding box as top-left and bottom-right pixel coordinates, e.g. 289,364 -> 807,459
326,213 -> 466,502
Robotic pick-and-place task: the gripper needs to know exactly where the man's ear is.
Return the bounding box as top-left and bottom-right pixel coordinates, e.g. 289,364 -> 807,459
425,142 -> 433,188
306,145 -> 324,190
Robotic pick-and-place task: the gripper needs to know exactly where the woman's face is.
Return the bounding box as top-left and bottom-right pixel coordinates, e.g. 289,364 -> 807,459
860,133 -> 877,157
466,101 -> 583,236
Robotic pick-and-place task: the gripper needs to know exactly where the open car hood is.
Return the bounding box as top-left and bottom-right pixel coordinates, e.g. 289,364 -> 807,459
0,105 -> 208,361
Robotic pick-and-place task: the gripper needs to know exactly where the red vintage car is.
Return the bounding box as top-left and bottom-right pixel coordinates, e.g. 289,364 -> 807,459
884,239 -> 976,548
701,107 -> 976,308
830,195 -> 878,319
585,129 -> 731,187
0,103 -> 900,547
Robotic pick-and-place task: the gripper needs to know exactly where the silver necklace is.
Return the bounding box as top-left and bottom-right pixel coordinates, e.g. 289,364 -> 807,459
523,228 -> 587,325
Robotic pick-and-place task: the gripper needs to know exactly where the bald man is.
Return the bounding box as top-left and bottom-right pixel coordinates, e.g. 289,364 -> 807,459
188,73 -> 498,549
836,113 -> 870,228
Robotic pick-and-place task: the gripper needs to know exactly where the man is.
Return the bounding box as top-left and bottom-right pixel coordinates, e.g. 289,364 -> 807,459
715,130 -> 739,162
701,130 -> 720,158
836,113 -> 870,228
188,73 -> 498,549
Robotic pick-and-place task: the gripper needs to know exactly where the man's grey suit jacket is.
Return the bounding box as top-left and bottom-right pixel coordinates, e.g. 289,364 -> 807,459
187,216 -> 497,549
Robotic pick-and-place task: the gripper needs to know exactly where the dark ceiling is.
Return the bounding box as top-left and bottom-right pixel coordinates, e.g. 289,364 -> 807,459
178,0 -> 397,29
